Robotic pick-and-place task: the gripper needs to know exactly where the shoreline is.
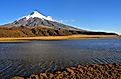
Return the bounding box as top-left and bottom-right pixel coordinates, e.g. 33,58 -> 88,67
0,35 -> 120,42
12,63 -> 121,79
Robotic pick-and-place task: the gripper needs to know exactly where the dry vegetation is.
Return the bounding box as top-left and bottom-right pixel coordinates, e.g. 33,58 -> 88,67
0,26 -> 119,42
0,26 -> 118,37
0,34 -> 119,42
0,26 -> 78,37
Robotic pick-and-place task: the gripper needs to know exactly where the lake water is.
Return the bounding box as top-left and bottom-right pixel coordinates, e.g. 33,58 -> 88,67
0,39 -> 121,78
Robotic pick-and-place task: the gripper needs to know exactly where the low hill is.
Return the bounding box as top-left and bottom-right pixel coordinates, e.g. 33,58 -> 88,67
0,26 -> 118,37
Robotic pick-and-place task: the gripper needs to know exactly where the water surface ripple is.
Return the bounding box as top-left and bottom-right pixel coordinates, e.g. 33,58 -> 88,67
0,39 -> 121,78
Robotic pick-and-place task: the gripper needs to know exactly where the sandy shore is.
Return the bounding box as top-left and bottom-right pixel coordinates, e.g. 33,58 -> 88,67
12,63 -> 121,79
0,35 -> 120,42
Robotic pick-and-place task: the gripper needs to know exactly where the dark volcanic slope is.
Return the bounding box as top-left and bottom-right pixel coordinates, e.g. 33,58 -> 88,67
3,11 -> 83,31
7,17 -> 82,31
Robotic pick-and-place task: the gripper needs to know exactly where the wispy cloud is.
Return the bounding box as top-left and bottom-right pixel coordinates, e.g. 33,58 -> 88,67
57,19 -> 79,23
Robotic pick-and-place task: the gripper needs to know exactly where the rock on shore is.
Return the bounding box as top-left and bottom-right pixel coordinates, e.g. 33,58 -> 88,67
12,63 -> 121,79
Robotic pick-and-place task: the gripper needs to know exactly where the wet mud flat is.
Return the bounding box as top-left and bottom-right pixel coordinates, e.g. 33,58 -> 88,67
12,63 -> 121,79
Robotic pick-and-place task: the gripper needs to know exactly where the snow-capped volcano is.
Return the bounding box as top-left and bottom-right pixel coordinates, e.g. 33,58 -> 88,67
3,11 -> 82,31
1,11 -> 118,36
17,11 -> 54,21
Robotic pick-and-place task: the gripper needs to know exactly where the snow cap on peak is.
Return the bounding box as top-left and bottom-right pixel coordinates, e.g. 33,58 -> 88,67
30,11 -> 40,15
17,10 -> 55,21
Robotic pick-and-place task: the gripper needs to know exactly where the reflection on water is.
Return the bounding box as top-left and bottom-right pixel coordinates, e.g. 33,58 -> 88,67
0,39 -> 121,78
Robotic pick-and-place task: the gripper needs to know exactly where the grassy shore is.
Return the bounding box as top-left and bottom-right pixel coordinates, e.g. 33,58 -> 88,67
12,63 -> 121,79
0,34 -> 120,42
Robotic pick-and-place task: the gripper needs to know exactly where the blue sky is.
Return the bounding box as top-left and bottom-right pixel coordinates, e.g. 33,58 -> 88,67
0,0 -> 121,34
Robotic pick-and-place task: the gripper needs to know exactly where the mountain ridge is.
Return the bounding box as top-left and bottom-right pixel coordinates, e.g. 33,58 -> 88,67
0,11 -> 118,37
2,11 -> 85,31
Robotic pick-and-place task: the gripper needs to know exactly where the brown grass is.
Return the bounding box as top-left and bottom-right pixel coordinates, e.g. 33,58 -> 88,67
0,34 -> 120,42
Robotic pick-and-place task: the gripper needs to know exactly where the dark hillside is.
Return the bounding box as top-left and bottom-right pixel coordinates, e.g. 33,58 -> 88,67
0,26 -> 118,37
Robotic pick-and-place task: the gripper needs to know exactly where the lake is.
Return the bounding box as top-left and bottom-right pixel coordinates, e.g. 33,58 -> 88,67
0,39 -> 121,79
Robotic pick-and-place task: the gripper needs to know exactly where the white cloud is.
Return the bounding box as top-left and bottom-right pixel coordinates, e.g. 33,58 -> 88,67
57,19 -> 79,23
